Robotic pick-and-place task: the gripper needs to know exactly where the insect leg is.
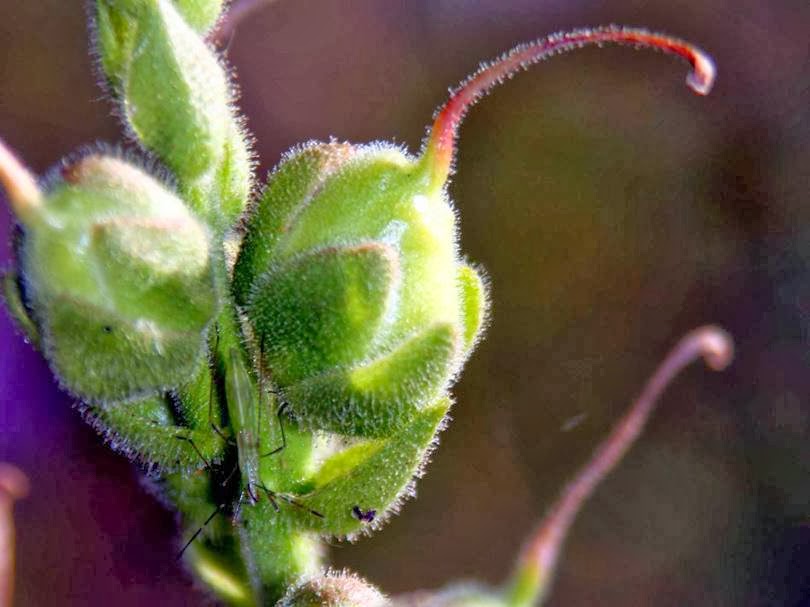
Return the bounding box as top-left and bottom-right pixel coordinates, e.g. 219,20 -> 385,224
177,504 -> 222,560
232,486 -> 252,523
255,483 -> 280,512
262,487 -> 280,513
261,401 -> 289,458
174,434 -> 212,470
246,483 -> 260,505
275,492 -> 324,519
208,325 -> 233,445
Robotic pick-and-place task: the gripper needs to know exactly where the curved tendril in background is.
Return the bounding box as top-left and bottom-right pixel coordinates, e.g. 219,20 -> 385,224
0,464 -> 29,607
505,326 -> 734,607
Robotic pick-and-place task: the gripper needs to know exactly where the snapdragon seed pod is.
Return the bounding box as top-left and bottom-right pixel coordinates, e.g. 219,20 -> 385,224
123,1 -> 228,180
236,142 -> 481,437
278,570 -> 388,607
84,394 -> 224,472
94,0 -> 252,225
291,398 -> 451,538
2,147 -> 218,402
235,26 -> 713,440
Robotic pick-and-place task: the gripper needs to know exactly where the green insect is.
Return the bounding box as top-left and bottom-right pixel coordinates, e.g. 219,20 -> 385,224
226,346 -> 266,503
175,333 -> 322,559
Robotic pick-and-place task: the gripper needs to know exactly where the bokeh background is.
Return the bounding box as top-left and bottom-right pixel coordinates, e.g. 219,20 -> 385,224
1,1 -> 808,605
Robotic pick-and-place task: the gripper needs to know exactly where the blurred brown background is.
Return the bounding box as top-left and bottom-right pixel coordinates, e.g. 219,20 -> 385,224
1,1 -> 808,605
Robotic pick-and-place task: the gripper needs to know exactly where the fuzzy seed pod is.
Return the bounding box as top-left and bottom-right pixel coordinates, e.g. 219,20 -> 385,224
94,0 -> 251,225
12,153 -> 218,402
232,26 -> 716,443
278,570 -> 388,607
234,142 -> 488,438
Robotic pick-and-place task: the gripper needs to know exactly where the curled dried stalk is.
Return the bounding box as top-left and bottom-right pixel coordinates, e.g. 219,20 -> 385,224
505,326 -> 734,607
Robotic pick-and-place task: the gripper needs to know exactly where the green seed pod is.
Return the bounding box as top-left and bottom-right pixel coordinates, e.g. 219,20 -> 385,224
235,142 -> 488,437
291,398 -> 451,538
5,150 -> 218,402
83,394 -> 224,472
94,0 -> 252,225
278,570 -> 388,607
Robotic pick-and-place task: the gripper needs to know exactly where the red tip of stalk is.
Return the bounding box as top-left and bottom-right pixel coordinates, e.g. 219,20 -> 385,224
505,326 -> 732,606
422,26 -> 716,191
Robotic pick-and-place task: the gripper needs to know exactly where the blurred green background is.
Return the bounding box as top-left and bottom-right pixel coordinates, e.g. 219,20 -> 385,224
1,1 -> 808,605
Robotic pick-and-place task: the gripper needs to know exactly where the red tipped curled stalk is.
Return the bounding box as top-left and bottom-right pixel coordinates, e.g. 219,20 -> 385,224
422,26 -> 716,190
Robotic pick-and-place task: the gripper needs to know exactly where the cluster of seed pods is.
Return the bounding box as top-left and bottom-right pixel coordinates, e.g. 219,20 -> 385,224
0,2 -> 727,606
